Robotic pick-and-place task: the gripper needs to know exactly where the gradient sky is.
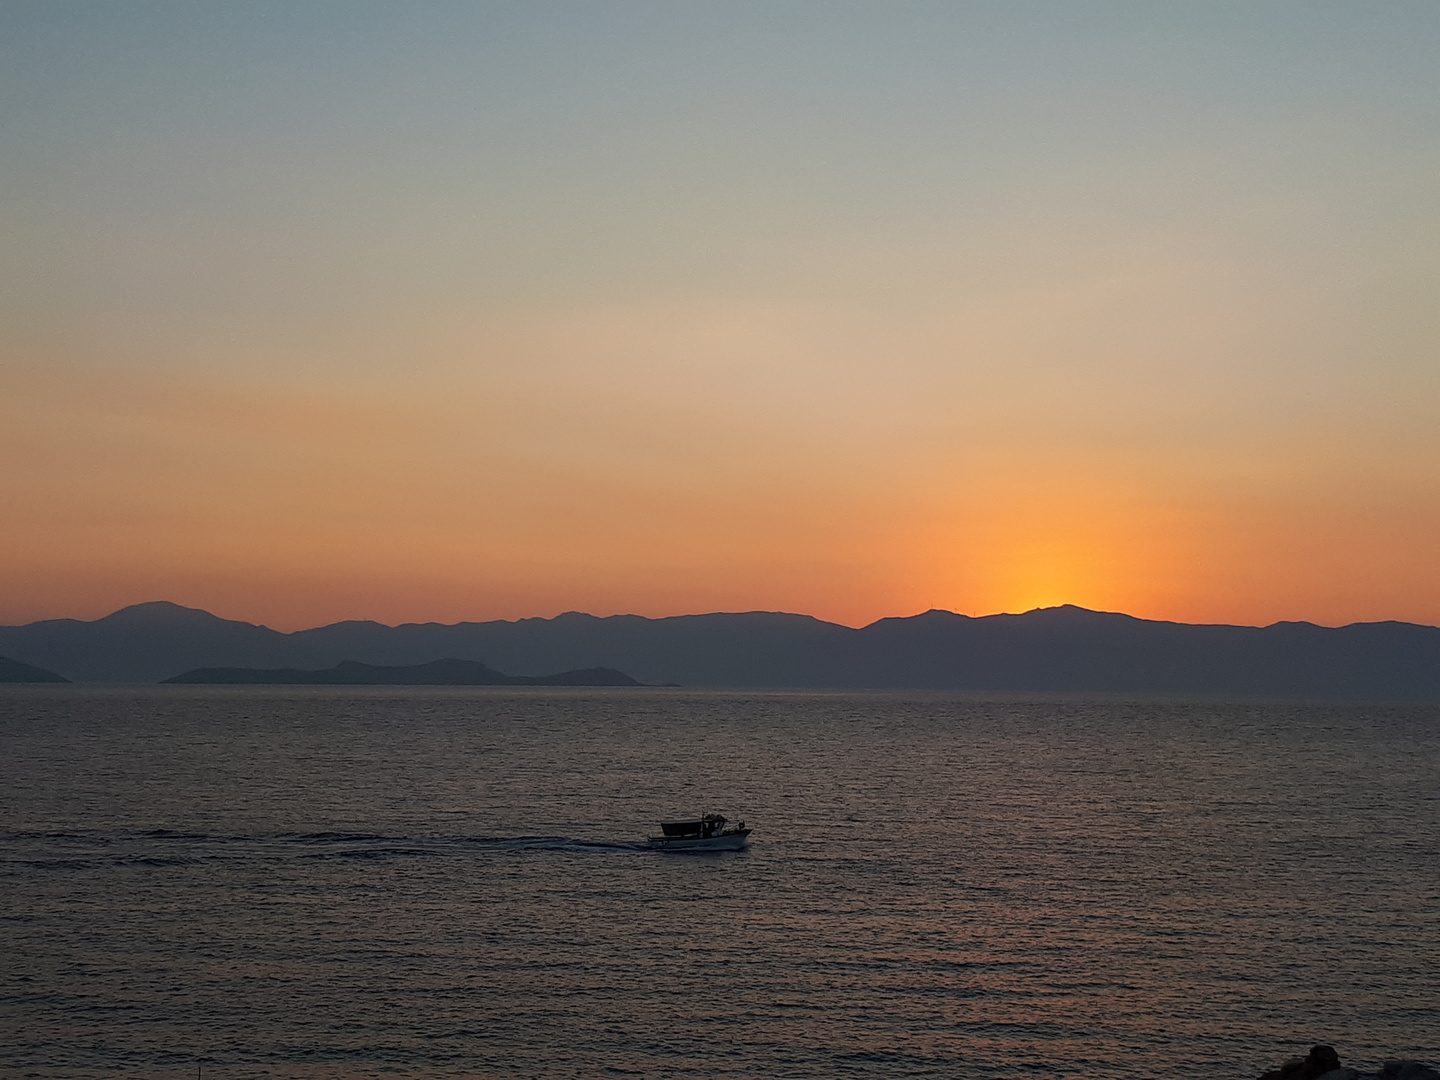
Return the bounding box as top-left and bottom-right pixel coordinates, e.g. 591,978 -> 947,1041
3,1 -> 1438,630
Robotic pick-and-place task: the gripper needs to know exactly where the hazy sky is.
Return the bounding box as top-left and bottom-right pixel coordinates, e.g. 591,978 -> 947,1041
3,1 -> 1438,629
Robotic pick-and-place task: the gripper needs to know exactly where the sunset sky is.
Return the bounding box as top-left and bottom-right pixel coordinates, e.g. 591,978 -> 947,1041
3,2 -> 1438,630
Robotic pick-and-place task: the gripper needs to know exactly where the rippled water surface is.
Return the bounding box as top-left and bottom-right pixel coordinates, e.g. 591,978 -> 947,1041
2,687 -> 1437,1079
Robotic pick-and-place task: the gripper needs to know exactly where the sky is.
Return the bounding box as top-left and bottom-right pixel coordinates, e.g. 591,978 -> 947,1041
2,1 -> 1438,631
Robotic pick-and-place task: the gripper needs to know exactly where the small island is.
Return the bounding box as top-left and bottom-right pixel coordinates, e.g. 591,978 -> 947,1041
161,657 -> 643,686
0,656 -> 69,683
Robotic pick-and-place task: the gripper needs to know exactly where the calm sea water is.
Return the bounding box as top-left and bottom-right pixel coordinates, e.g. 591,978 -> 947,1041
2,687 -> 1437,1079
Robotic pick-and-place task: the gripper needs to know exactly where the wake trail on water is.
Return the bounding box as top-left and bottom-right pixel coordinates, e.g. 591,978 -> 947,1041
278,831 -> 651,854
2,828 -> 654,868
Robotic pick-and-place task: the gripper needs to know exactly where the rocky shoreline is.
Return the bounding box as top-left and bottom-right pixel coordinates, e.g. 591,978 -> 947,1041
1258,1045 -> 1439,1080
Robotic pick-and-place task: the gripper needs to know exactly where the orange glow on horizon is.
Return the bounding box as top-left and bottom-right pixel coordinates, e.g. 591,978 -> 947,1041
4,354 -> 1439,632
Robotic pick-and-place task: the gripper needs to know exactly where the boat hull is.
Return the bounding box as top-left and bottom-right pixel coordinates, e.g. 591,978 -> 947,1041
646,829 -> 750,851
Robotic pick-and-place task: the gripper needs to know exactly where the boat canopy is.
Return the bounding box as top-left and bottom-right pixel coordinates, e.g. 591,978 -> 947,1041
660,821 -> 704,837
660,815 -> 727,838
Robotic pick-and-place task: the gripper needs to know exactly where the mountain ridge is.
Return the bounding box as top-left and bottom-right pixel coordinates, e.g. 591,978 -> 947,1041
1,601 -> 1437,697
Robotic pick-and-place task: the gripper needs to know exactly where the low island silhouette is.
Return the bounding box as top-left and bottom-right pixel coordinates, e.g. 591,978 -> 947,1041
0,655 -> 69,683
163,658 -> 642,686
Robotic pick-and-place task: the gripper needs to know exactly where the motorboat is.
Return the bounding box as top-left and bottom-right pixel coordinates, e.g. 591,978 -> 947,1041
647,814 -> 751,851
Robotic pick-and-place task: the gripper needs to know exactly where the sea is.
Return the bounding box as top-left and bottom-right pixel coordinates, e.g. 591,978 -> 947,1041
2,687 -> 1437,1080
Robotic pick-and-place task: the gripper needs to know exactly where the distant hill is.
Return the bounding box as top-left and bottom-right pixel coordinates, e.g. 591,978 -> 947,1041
2,600 -> 1438,697
0,655 -> 69,683
163,658 -> 641,686
0,602 -> 309,684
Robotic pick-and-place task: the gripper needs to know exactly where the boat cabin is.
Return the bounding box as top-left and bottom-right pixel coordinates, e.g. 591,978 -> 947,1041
659,814 -> 731,840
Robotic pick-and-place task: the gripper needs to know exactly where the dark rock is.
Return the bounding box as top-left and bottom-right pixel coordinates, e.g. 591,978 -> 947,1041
1264,1050 -> 1437,1080
1261,1058 -> 1303,1080
1262,1047 -> 1345,1080
1309,1048 -> 1344,1076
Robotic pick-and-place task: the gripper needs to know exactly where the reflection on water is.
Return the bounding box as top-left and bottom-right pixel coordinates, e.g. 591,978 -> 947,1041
2,687 -> 1437,1078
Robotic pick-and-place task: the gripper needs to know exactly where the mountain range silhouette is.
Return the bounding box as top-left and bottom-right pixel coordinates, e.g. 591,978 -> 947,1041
1,601 -> 1438,697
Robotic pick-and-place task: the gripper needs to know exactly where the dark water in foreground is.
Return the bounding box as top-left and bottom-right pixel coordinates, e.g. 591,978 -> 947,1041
2,688 -> 1437,1079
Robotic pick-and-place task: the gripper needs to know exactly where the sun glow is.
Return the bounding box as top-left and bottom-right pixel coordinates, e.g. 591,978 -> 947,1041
1,6 -> 1438,630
